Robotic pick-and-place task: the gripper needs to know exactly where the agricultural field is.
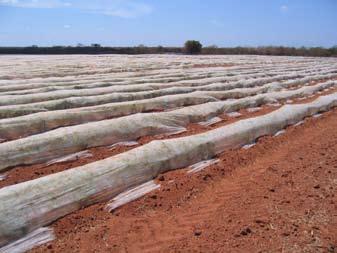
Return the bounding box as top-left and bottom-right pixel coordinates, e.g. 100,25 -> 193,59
0,54 -> 336,252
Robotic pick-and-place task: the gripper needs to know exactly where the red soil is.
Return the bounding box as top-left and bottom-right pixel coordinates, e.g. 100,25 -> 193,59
28,107 -> 337,253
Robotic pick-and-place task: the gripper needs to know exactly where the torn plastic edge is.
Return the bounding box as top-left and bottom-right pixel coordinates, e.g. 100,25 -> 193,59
164,127 -> 187,136
294,120 -> 304,126
298,96 -> 308,100
274,129 -> 286,137
242,143 -> 256,150
187,159 -> 220,174
226,111 -> 242,118
0,174 -> 7,181
313,113 -> 322,118
198,117 -> 222,127
105,180 -> 160,212
109,141 -> 139,149
46,150 -> 93,166
0,227 -> 55,253
246,107 -> 261,113
266,103 -> 281,107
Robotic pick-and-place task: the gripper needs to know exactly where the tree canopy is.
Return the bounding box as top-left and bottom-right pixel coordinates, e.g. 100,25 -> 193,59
184,40 -> 203,54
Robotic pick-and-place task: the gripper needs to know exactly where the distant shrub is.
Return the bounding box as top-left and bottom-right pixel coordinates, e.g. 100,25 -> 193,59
184,40 -> 202,54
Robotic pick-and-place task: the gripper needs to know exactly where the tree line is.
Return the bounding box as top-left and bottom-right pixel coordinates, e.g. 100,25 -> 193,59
201,45 -> 337,57
0,41 -> 336,57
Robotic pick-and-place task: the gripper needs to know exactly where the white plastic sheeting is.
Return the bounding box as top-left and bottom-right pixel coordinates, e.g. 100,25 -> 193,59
0,93 -> 218,139
246,107 -> 261,112
45,150 -> 93,166
0,65 -> 307,94
188,159 -> 220,173
267,102 -> 281,107
2,60 -> 335,88
105,181 -> 160,212
0,90 -> 217,119
0,93 -> 336,247
1,71 -> 336,119
109,141 -> 139,149
0,65 -> 333,95
274,130 -> 286,137
227,112 -> 242,118
313,113 -> 322,118
0,58 -> 324,84
0,79 -> 336,141
242,143 -> 256,149
198,117 -> 223,127
0,228 -> 54,253
0,54 -> 246,82
0,81 -> 335,172
294,120 -> 304,126
0,67 -> 305,97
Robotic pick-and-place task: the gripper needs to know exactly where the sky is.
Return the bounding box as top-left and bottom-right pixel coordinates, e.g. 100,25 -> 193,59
0,0 -> 336,47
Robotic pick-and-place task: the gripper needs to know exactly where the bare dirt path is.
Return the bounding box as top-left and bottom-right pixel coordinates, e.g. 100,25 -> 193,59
31,107 -> 337,253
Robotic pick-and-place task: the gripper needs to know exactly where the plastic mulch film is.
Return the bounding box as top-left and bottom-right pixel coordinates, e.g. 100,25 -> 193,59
0,78 -> 336,142
105,181 -> 160,212
187,159 -> 220,173
0,82 -> 336,172
0,227 -> 54,253
0,93 -> 336,247
45,150 -> 93,166
0,72 -> 336,120
198,117 -> 223,127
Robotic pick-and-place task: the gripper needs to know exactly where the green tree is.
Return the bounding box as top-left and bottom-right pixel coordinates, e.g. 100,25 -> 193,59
184,40 -> 202,54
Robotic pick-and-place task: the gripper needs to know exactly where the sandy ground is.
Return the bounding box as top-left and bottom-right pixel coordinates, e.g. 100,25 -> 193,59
28,106 -> 337,252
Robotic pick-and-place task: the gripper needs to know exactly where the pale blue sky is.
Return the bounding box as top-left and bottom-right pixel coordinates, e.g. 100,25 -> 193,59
0,0 -> 336,47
